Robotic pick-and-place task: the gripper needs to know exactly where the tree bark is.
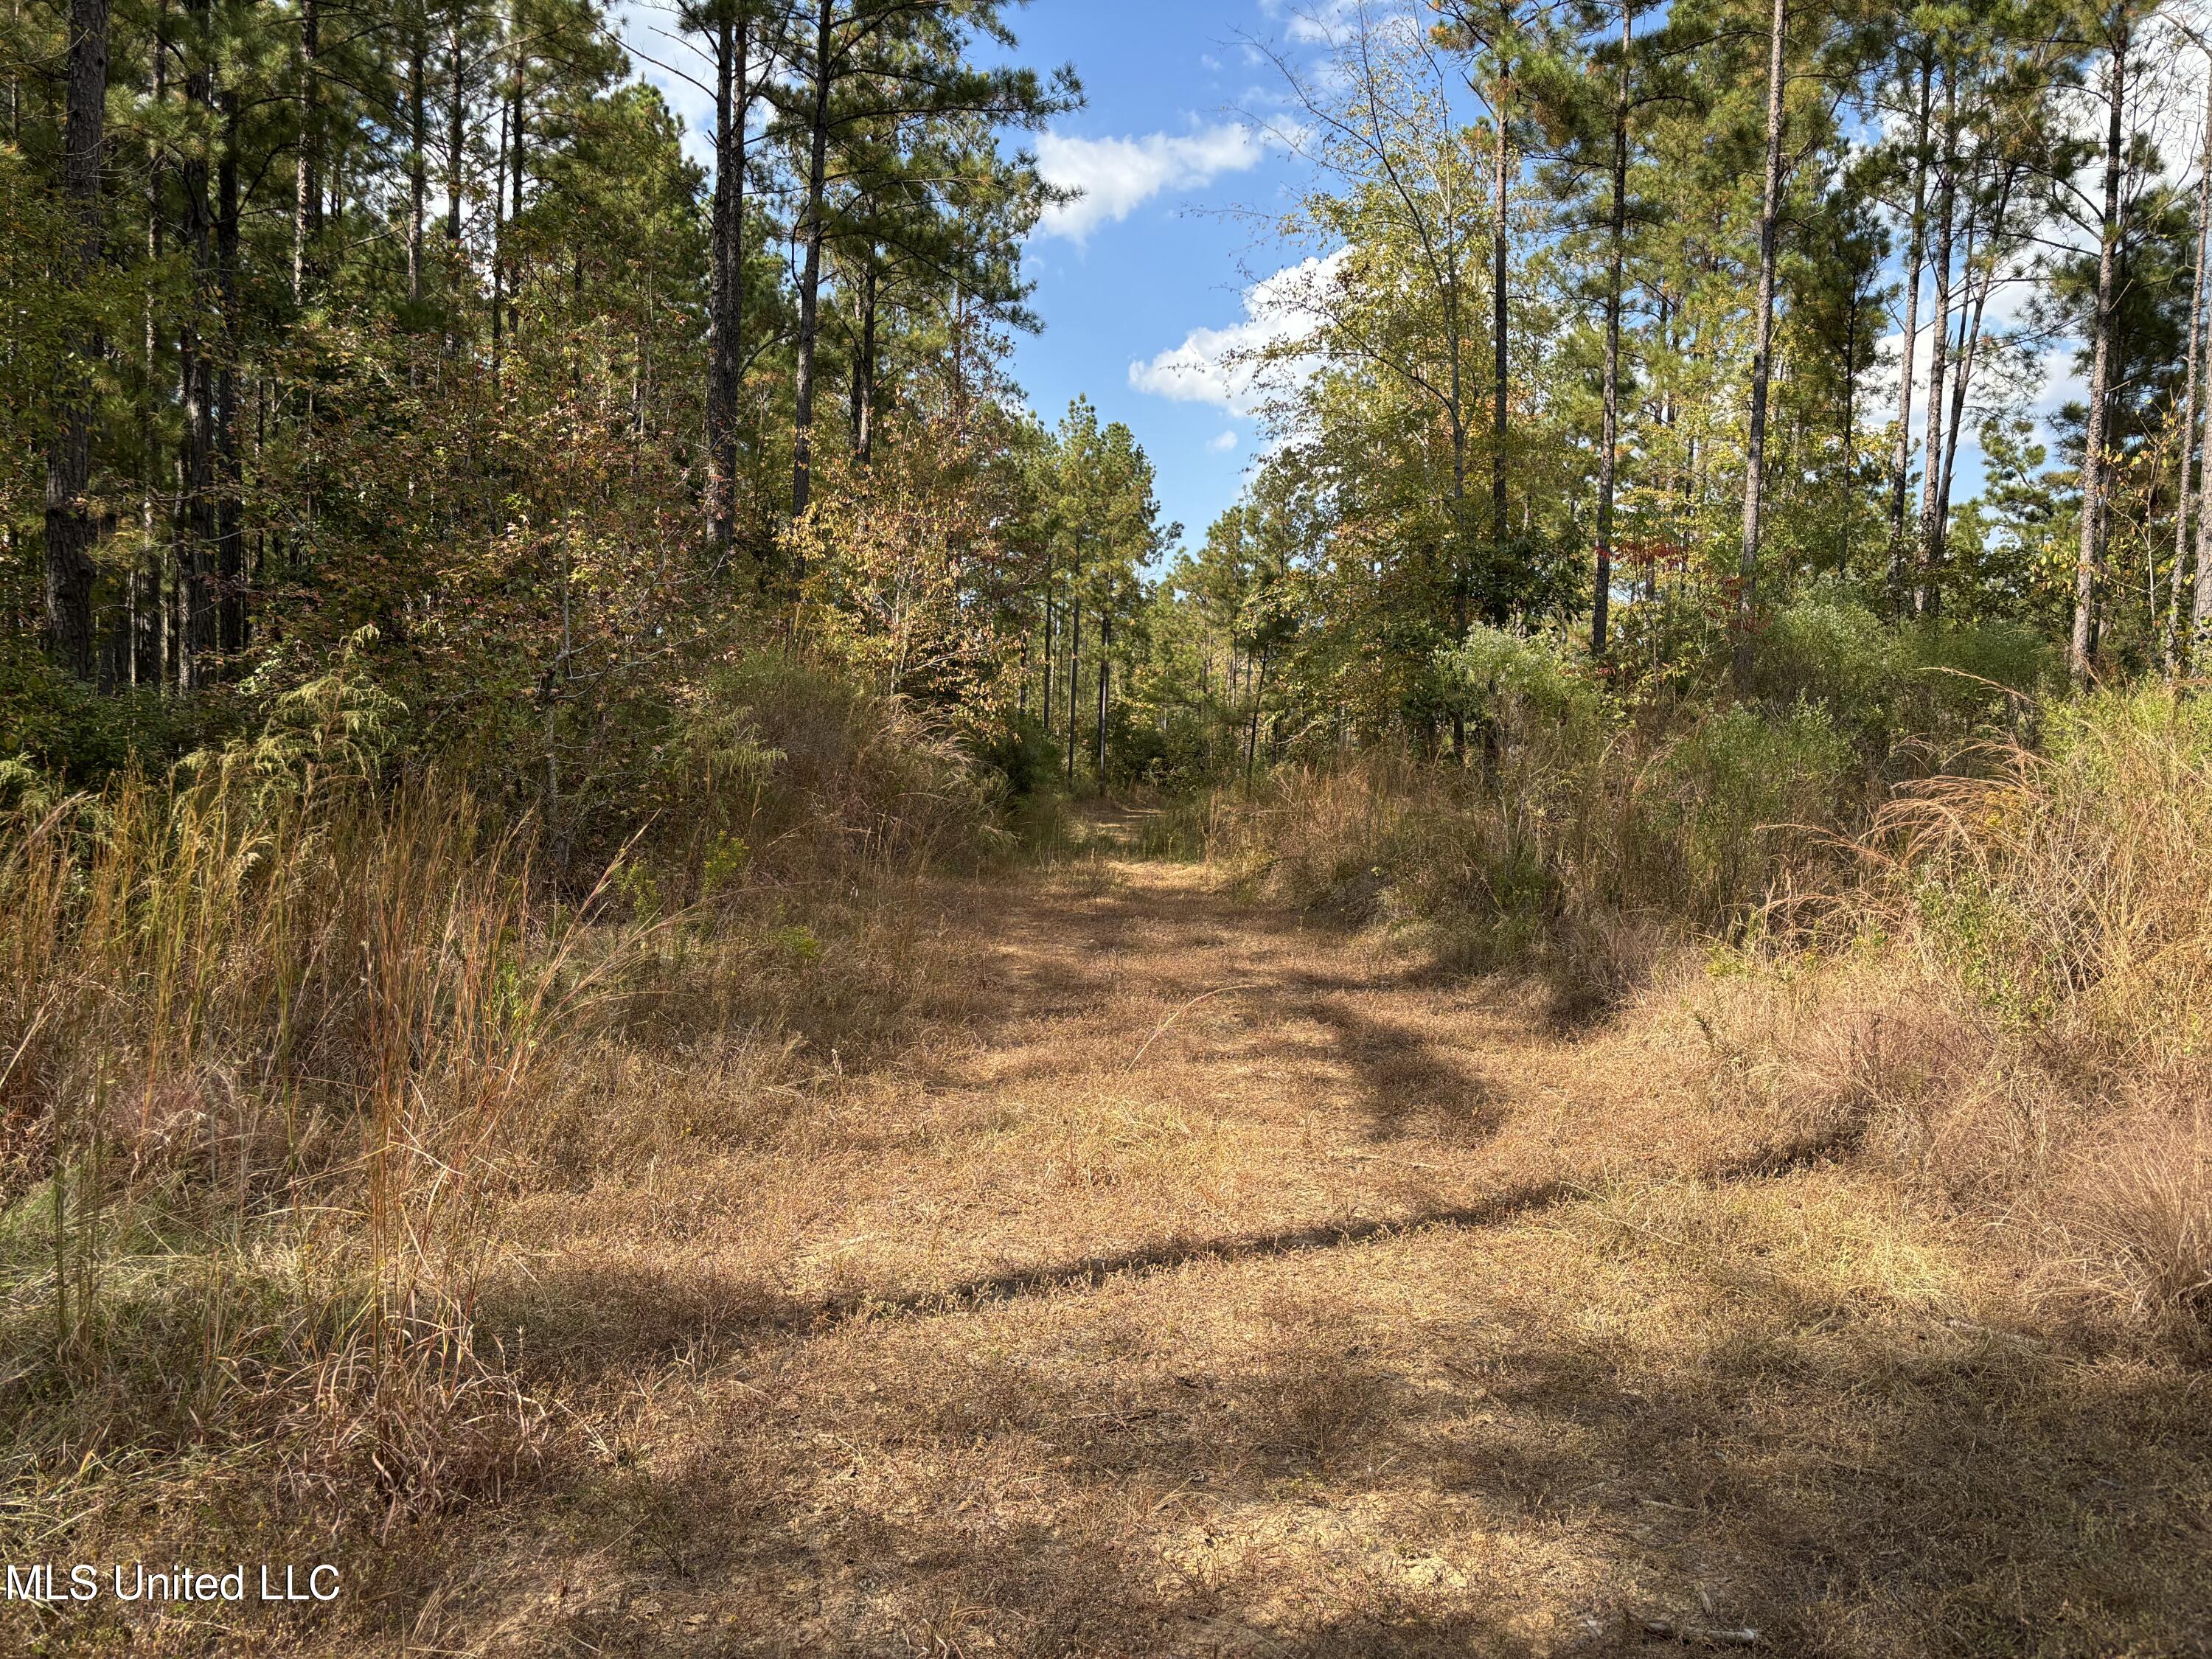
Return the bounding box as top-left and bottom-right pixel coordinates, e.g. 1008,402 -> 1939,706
445,4 -> 465,244
706,2 -> 747,554
2197,427 -> 2212,661
492,80 -> 507,355
790,0 -> 835,524
293,0 -> 319,303
1096,606 -> 1110,782
1888,52 -> 1932,605
1244,643 -> 1267,792
2197,260 -> 2212,657
2168,80 -> 2211,675
507,13 -> 524,341
1040,586 -> 1053,727
1916,65 -> 1957,615
1592,1 -> 1630,658
1733,0 -> 1787,692
1065,599 -> 1080,785
854,257 -> 878,463
406,7 -> 428,305
136,22 -> 167,691
178,0 -> 217,688
217,94 -> 245,654
42,0 -> 111,679
1489,40 -> 1510,563
2071,19 -> 2127,689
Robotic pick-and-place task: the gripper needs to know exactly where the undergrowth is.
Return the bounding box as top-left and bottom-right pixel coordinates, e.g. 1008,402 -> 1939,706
1206,612 -> 2208,1351
0,647 -> 1001,1576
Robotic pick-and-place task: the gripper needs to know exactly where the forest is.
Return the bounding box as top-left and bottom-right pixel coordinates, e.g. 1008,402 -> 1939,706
4,0 -> 2212,1653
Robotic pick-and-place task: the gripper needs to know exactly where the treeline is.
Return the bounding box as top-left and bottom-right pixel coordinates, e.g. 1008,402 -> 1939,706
2,0 -> 1194,821
1102,0 -> 2212,785
15,0 -> 2212,810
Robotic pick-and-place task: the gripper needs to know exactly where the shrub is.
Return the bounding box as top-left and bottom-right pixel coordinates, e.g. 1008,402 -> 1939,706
1694,687 -> 2212,1347
650,652 -> 1001,901
1750,592 -> 2055,762
1888,687 -> 2212,1073
1657,700 -> 1859,918
1222,675 -> 1866,965
0,720 -> 643,1548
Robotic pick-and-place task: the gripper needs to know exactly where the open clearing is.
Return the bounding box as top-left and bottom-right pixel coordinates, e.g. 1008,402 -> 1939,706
41,843 -> 2212,1658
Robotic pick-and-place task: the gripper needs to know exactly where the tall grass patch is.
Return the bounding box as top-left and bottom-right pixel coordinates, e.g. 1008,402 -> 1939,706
0,749 -> 641,1555
1695,688 -> 2212,1346
1214,626 -> 1879,1012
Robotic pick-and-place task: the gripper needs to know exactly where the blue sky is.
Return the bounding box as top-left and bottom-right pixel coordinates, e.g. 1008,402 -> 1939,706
620,0 -> 1318,556
992,0 -> 1311,554
613,0 -> 2203,567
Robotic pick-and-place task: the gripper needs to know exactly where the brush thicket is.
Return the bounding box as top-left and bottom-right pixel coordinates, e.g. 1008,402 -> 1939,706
1688,689 -> 2212,1343
0,752 -> 636,1545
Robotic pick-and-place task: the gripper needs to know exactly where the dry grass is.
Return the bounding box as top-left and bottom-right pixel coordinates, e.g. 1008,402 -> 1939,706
2059,1120 -> 2212,1347
1210,712 -> 1858,1029
1879,689 -> 2212,1079
10,838 -> 2202,1657
1220,686 -> 2212,1354
10,690 -> 2212,1657
0,664 -> 995,1606
0,760 -> 634,1562
1683,689 -> 2212,1349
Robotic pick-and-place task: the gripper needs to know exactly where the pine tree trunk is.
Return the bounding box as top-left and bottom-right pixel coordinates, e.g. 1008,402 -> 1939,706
1835,260 -> 1866,576
445,7 -> 465,244
855,260 -> 878,464
2196,274 -> 2212,654
706,4 -> 746,554
407,12 -> 427,305
2196,446 -> 2212,660
1065,600 -> 1080,786
293,0 -> 319,303
2072,21 -> 2128,689
1489,55 -> 1510,563
1916,66 -> 1956,615
1888,53 -> 1932,604
1733,0 -> 1787,692
1937,162 -> 2016,559
2167,83 -> 2211,675
507,21 -> 524,341
216,96 -> 245,655
1652,289 -> 1674,601
42,0 -> 111,679
790,0 -> 835,524
1244,644 -> 1267,793
1445,226 -> 1467,754
1592,1 -> 1630,658
492,87 -> 507,355
179,0 -> 217,689
1040,588 -> 1053,724
1096,608 -> 1110,783
136,10 -> 168,689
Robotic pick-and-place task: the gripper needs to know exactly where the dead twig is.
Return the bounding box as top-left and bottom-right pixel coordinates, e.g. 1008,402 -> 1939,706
1124,984 -> 1257,1071
1640,1616 -> 1761,1648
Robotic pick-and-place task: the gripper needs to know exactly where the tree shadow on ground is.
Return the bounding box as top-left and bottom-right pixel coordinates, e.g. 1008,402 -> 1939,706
446,1211 -> 2212,1658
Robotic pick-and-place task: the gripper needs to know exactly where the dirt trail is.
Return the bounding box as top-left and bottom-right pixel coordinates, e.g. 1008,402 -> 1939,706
409,854 -> 2207,1658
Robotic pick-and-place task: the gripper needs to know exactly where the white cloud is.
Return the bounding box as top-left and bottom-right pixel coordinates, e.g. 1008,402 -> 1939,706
1128,248 -> 1350,414
1034,125 -> 1270,243
1207,429 -> 1239,453
1262,0 -> 1365,46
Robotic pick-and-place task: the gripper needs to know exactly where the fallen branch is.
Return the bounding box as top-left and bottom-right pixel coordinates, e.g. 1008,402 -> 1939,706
1641,1617 -> 1761,1648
